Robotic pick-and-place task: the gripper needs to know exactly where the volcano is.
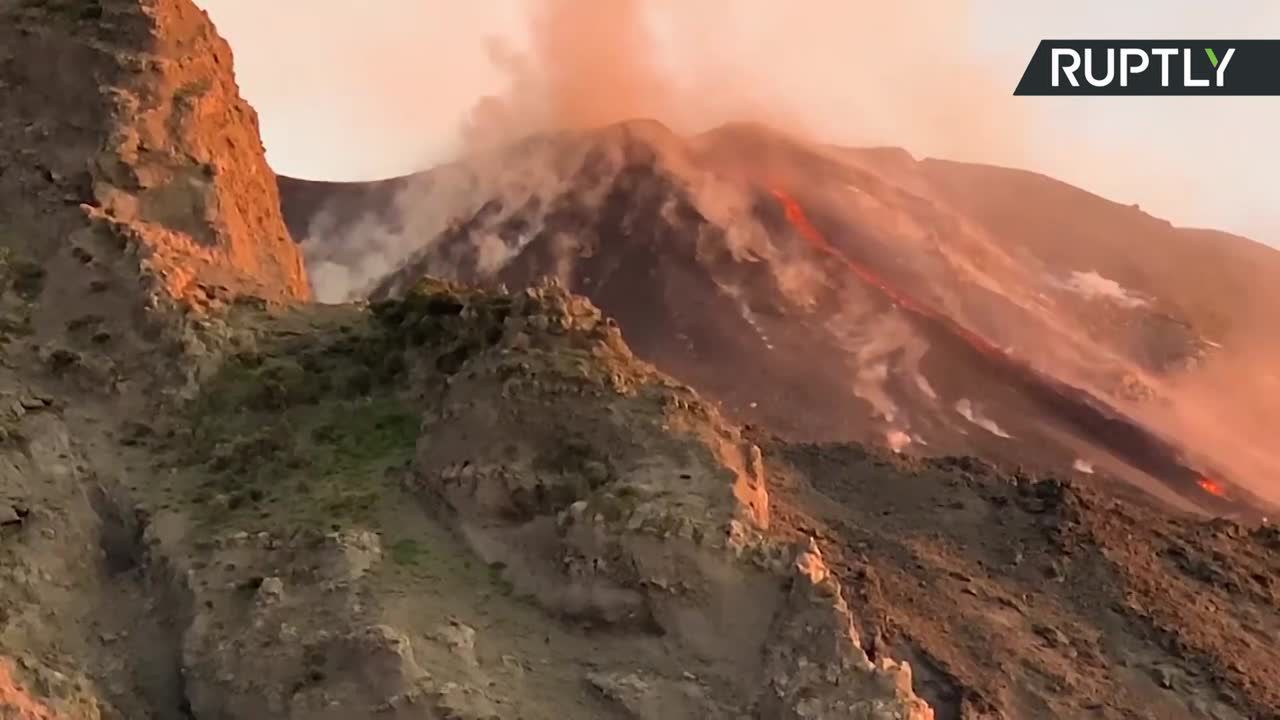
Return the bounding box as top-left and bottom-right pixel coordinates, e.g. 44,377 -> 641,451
10,1 -> 1280,715
278,120 -> 1280,519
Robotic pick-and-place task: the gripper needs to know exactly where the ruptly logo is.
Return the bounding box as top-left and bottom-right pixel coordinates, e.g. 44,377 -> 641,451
1014,40 -> 1280,95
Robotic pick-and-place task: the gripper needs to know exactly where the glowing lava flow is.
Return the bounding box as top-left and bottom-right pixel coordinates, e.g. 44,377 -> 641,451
1197,476 -> 1227,497
768,186 -> 1008,362
769,187 -> 924,315
767,185 -> 1238,505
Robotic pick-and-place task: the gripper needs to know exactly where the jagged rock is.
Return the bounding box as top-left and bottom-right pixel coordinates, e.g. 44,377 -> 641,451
1153,664 -> 1178,690
430,620 -> 478,667
3,0 -> 310,416
407,282 -> 788,675
256,576 -> 285,605
0,505 -> 25,527
759,540 -> 933,720
382,281 -> 935,716
1032,623 -> 1071,649
320,530 -> 382,582
16,395 -> 50,411
83,0 -> 311,308
587,669 -> 725,720
499,654 -> 524,677
433,681 -> 501,720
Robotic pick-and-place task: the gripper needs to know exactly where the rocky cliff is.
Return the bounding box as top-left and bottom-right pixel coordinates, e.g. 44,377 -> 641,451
2,0 -> 309,313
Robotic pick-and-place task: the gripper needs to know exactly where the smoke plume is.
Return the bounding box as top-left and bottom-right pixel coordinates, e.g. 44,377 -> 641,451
461,0 -> 1034,165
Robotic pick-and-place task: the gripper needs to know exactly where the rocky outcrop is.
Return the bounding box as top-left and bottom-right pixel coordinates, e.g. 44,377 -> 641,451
2,0 -> 312,405
0,1 -> 313,716
385,278 -> 933,717
166,528 -> 443,719
87,0 -> 310,307
403,281 -> 780,677
0,0 -> 309,319
0,373 -> 150,720
761,540 -> 933,719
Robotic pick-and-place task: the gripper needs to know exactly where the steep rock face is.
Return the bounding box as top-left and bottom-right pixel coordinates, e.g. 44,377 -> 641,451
89,0 -> 310,306
761,540 -> 932,720
0,1 -> 313,715
0,0 -> 310,315
396,280 -> 779,645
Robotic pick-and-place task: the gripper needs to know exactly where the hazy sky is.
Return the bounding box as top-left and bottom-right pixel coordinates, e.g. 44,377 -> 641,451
194,1 -> 1279,246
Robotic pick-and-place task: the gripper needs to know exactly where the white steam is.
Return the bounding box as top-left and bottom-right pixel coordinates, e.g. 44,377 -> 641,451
1053,270 -> 1151,309
954,398 -> 1013,439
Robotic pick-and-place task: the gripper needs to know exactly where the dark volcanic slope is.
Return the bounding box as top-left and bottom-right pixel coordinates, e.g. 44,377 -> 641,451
761,437 -> 1280,720
276,121 -> 1280,519
909,156 -> 1280,347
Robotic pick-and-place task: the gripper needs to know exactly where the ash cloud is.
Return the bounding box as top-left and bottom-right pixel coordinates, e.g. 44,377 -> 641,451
459,0 -> 1034,163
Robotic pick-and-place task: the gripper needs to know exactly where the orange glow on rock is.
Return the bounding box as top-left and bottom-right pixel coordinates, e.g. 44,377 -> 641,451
1197,476 -> 1227,497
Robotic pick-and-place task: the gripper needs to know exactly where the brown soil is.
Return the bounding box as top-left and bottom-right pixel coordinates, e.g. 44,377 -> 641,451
760,437 -> 1280,719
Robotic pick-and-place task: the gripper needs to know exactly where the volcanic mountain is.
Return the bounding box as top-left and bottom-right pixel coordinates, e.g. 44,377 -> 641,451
279,120 -> 1280,520
6,2 -> 1280,716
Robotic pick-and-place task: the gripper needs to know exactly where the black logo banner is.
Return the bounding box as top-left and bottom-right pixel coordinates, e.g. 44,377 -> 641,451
1014,40 -> 1280,95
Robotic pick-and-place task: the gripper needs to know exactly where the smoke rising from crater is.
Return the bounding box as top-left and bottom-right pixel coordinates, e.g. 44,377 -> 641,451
463,0 -> 670,150
295,0 -> 1202,303
462,0 -> 1033,165
303,0 -> 1033,297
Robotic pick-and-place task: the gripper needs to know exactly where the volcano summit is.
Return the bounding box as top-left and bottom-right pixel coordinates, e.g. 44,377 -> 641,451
281,119 -> 1280,521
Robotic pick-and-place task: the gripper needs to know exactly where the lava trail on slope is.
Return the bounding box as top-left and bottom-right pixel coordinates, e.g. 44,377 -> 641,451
767,186 -> 1264,518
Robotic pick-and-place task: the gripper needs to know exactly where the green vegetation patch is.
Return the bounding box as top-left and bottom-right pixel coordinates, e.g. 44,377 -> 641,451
0,247 -> 44,342
175,310 -> 420,534
388,538 -> 427,567
21,0 -> 104,21
169,277 -> 622,537
370,277 -> 512,371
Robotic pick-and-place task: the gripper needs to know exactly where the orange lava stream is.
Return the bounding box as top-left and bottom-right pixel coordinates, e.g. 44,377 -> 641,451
1197,477 -> 1227,497
767,186 -> 1007,361
767,185 -> 1232,502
